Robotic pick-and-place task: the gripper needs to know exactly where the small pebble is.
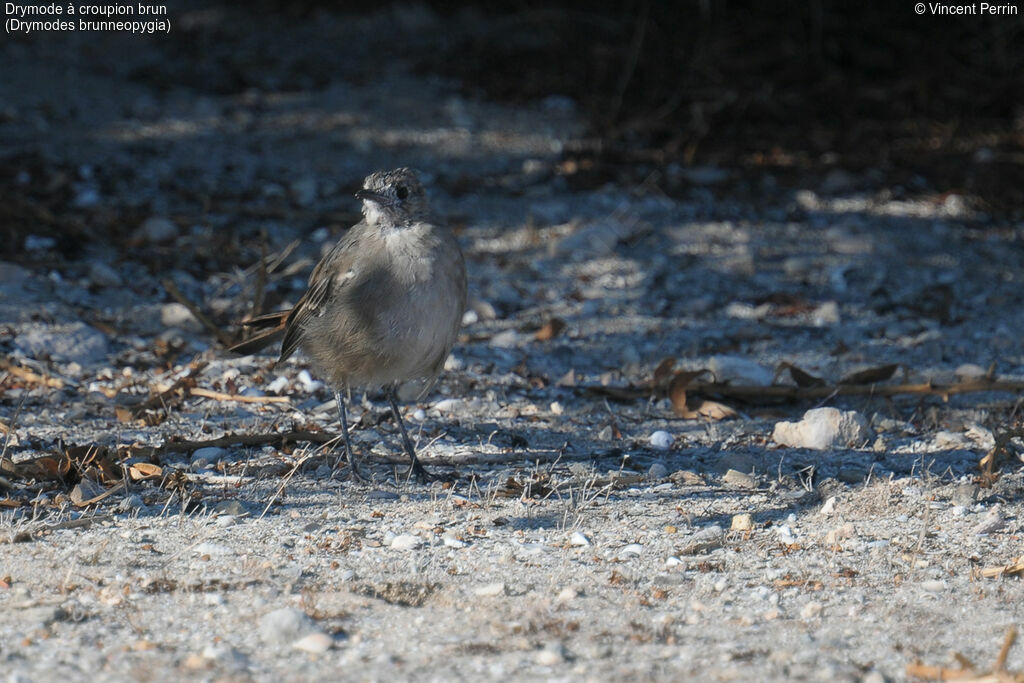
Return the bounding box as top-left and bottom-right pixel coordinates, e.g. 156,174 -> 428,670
648,462 -> 669,479
820,496 -> 836,516
723,469 -> 757,489
730,514 -> 753,532
135,216 -> 178,244
474,582 -> 506,597
259,608 -> 320,646
618,543 -> 643,558
649,431 -> 673,450
293,632 -> 334,654
389,534 -> 422,550
570,531 -> 591,547
800,602 -> 823,619
920,580 -> 946,593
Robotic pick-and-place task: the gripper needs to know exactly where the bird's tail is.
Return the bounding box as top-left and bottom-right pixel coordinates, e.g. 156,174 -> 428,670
228,311 -> 289,355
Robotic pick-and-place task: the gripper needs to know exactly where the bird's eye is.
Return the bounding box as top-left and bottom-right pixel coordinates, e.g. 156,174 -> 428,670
396,185 -> 409,200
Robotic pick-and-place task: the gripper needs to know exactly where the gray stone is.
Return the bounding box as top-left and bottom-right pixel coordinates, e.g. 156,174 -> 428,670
134,216 -> 178,244
16,323 -> 109,363
88,261 -> 123,288
259,607 -> 322,647
773,407 -> 873,450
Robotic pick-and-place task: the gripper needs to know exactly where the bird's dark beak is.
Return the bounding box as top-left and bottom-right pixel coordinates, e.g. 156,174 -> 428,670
355,189 -> 388,204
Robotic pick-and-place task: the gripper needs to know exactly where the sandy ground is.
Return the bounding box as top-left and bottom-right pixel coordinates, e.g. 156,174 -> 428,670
2,4 -> 1024,681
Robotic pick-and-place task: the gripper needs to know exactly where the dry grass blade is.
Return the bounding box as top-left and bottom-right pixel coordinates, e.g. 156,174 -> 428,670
907,627 -> 1024,682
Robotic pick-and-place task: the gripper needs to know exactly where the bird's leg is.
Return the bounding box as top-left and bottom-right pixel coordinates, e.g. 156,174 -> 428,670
386,385 -> 432,482
333,389 -> 364,482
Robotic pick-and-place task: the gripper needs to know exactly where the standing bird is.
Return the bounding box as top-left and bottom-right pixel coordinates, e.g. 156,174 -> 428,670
231,168 -> 467,481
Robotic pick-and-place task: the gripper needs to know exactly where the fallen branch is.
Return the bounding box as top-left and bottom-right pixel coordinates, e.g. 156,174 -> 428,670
188,387 -> 289,405
587,378 -> 1024,404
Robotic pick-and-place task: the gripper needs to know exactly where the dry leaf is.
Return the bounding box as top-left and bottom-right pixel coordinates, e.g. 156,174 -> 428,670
669,372 -> 737,421
841,364 -> 899,385
129,463 -> 163,481
534,318 -> 567,341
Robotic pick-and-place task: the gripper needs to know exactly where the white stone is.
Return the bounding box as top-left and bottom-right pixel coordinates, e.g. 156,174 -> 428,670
473,582 -> 506,597
570,531 -> 591,547
389,534 -> 422,550
293,632 -> 333,654
649,431 -> 673,450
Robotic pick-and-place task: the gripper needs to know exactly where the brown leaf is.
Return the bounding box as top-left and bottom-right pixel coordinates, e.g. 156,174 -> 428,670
685,399 -> 738,421
129,463 -> 163,481
534,318 -> 567,342
841,364 -> 899,385
669,372 -> 736,420
115,406 -> 136,423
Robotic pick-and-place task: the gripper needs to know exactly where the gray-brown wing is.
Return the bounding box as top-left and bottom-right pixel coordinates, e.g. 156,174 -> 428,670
278,225 -> 365,363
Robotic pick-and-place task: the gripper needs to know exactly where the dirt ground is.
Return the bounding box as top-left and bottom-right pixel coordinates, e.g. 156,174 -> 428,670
2,4 -> 1024,681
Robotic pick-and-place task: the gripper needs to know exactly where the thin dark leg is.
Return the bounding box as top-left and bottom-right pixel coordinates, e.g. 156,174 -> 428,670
386,386 -> 431,482
334,389 -> 363,482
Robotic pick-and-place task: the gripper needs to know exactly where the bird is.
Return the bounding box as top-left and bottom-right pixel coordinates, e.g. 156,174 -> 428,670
230,168 -> 467,481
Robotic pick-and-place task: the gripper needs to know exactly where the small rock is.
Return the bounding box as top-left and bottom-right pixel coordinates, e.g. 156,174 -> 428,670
259,608 -> 321,647
570,531 -> 591,547
473,582 -> 506,597
535,643 -> 566,666
775,525 -> 797,545
920,580 -> 946,593
973,506 -> 1005,535
649,431 -> 674,450
837,467 -> 867,484
116,494 -> 147,513
293,632 -> 334,654
556,587 -> 578,603
191,447 -> 227,468
708,356 -> 774,386
160,302 -> 201,331
214,500 -> 247,516
812,301 -> 840,326
618,543 -> 643,558
433,398 -> 462,413
16,323 -> 109,363
201,644 -> 249,671
679,525 -> 724,554
722,469 -> 758,489
648,462 -> 669,479
800,602 -> 824,619
730,513 -> 753,532
772,407 -> 873,450
549,401 -> 564,416
389,534 -> 422,550
134,216 -> 178,244
820,496 -> 836,516
88,261 -> 123,288
955,363 -> 988,380
193,542 -> 232,557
